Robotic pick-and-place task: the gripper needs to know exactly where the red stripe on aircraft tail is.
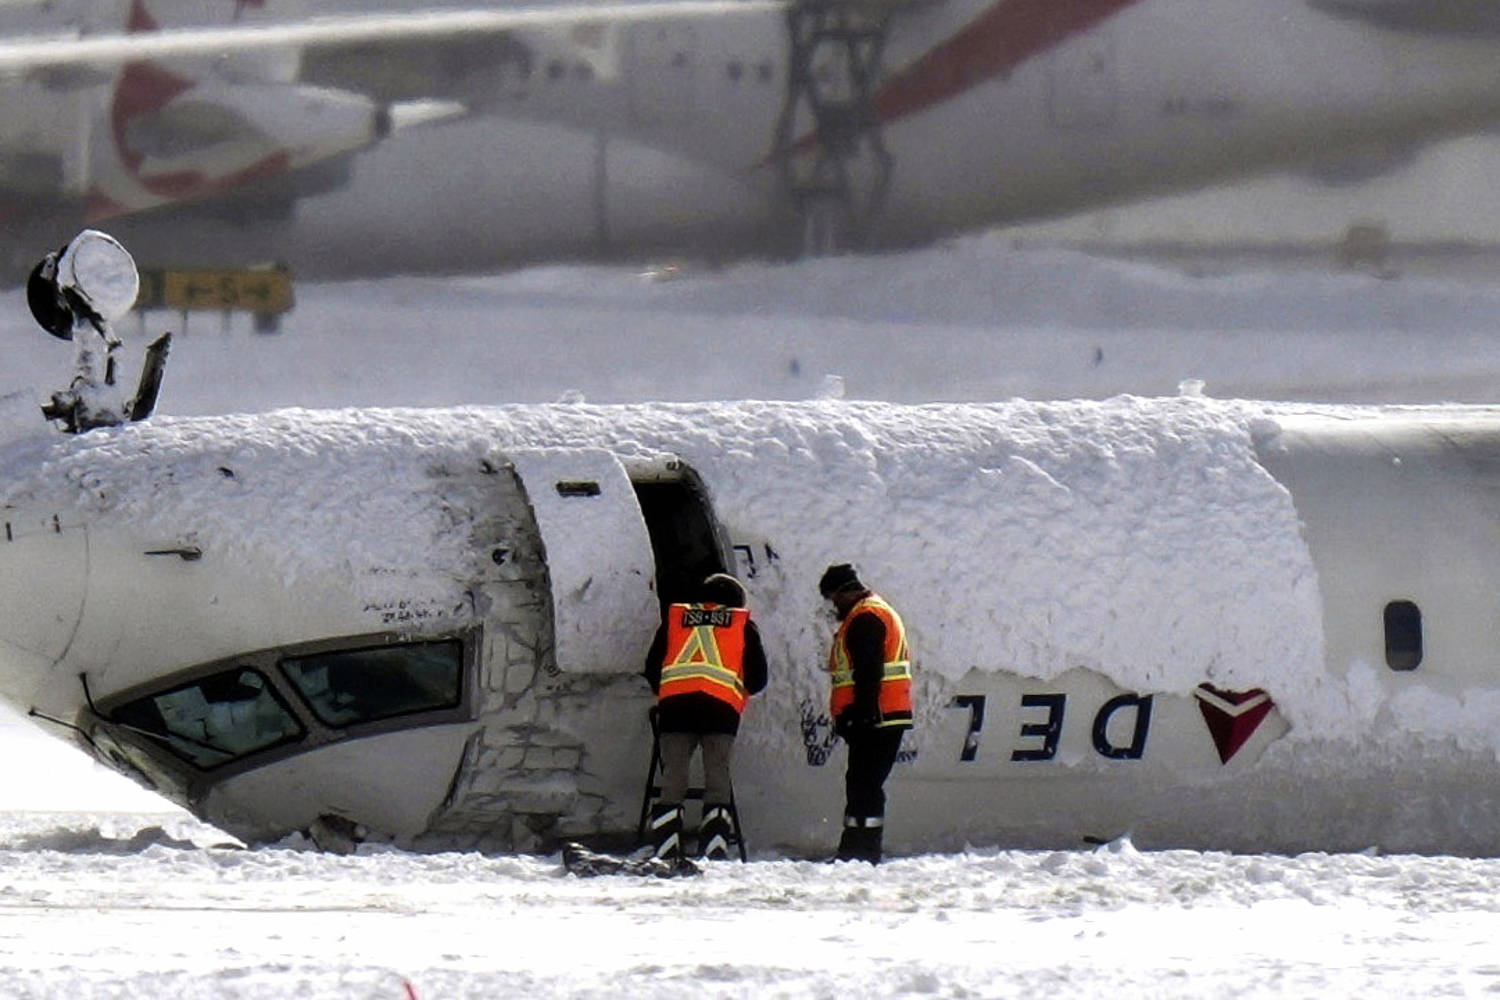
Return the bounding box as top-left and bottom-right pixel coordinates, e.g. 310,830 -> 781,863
115,0 -> 194,181
127,0 -> 157,33
113,0 -> 226,201
130,151 -> 292,203
85,189 -> 131,222
775,0 -> 1143,161
99,0 -> 296,211
873,0 -> 1143,124
111,60 -> 195,177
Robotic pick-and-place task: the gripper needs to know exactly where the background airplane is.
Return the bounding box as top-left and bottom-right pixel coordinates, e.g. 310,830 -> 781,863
3,0 -> 1500,283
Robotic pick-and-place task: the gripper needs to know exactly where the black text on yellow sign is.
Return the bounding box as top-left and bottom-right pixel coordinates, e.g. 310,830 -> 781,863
135,268 -> 294,315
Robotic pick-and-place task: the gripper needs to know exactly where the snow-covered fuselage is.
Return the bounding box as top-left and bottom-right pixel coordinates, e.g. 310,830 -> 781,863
0,397 -> 1496,856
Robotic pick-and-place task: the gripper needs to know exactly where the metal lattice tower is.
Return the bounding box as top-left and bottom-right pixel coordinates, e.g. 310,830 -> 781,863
773,0 -> 898,254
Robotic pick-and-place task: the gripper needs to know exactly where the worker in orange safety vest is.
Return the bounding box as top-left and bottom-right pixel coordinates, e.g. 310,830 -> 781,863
642,572 -> 768,861
819,562 -> 913,864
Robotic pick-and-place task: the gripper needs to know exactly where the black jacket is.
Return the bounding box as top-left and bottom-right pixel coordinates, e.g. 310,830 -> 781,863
840,609 -> 888,721
643,616 -> 769,735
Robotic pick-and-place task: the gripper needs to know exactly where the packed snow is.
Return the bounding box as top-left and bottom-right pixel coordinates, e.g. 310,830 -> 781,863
3,235 -> 1500,995
5,810 -> 1500,999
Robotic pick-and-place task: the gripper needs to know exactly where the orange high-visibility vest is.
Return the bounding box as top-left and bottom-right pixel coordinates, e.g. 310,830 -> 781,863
827,594 -> 913,728
659,603 -> 750,714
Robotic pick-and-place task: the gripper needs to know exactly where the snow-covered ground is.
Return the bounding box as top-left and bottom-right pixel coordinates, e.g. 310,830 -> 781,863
4,235 -> 1500,996
7,810 -> 1500,999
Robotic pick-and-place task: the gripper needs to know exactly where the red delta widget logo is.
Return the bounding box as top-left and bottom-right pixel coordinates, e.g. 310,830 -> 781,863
944,684 -> 1279,767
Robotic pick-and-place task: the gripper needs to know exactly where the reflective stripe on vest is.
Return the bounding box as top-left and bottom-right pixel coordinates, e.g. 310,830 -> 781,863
827,594 -> 913,727
660,603 -> 750,714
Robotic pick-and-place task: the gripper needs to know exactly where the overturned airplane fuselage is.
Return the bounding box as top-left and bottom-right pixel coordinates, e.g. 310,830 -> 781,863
0,398 -> 1496,856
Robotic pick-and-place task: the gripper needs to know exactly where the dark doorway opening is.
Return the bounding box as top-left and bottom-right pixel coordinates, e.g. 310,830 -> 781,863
632,467 -> 731,609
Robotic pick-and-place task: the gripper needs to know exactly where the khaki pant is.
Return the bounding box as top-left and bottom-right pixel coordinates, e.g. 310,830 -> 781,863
658,731 -> 736,805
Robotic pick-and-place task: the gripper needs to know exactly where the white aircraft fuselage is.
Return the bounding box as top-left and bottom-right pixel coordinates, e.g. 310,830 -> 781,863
3,0 -> 1500,277
0,397 -> 1497,856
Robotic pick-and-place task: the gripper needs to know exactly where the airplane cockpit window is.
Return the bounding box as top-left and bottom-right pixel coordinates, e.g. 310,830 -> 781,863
280,639 -> 463,728
111,668 -> 304,768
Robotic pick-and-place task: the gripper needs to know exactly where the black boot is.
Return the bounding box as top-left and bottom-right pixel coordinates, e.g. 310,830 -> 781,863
834,815 -> 884,864
646,802 -> 684,860
699,803 -> 736,861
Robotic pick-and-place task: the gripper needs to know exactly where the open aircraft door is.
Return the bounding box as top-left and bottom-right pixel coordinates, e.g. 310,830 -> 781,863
508,448 -> 660,675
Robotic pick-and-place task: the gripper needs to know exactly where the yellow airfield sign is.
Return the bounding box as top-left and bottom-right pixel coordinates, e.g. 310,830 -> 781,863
135,265 -> 294,316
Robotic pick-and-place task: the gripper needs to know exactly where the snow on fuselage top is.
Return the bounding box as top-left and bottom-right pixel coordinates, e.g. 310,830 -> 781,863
0,395 -> 1332,738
